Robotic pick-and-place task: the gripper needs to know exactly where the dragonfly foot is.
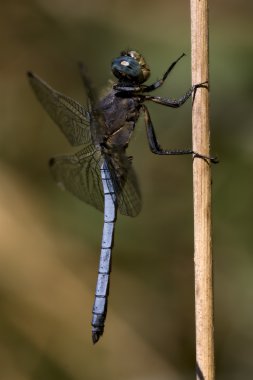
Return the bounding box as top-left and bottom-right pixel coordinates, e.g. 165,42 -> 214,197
193,152 -> 219,164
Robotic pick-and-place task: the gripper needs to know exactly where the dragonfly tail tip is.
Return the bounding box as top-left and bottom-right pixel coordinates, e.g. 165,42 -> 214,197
92,331 -> 102,344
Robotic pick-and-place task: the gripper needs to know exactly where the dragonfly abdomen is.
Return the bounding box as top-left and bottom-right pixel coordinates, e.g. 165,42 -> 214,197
91,160 -> 117,343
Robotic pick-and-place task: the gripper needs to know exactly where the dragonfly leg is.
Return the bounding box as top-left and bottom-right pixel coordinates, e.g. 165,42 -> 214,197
143,82 -> 208,108
142,105 -> 218,163
144,53 -> 186,92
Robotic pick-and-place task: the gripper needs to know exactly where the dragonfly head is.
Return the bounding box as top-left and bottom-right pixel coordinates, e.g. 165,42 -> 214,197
111,50 -> 150,84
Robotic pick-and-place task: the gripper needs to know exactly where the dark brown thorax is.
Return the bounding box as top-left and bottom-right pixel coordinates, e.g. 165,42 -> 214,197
99,88 -> 141,149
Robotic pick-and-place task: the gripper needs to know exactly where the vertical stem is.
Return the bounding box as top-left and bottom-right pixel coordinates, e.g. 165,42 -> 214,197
190,1 -> 215,379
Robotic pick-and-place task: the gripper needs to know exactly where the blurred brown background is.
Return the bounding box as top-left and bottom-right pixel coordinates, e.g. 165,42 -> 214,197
0,0 -> 253,379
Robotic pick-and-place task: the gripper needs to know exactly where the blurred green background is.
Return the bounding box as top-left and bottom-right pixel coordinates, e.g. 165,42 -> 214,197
1,0 -> 253,379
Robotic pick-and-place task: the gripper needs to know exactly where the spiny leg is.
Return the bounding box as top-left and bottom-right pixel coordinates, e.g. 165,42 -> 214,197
142,105 -> 218,163
143,82 -> 208,108
144,53 -> 186,92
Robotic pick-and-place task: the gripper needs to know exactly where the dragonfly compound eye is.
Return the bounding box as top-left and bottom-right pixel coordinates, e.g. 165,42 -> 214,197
111,50 -> 150,84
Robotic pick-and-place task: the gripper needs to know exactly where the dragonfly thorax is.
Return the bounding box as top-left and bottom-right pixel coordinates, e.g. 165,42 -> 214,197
99,88 -> 141,148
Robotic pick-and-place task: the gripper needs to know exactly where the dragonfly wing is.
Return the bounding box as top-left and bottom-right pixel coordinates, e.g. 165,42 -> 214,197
117,165 -> 141,217
108,153 -> 141,217
28,72 -> 92,146
49,145 -> 104,213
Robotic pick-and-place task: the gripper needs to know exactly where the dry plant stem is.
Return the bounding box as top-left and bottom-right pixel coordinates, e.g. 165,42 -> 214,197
191,0 -> 215,379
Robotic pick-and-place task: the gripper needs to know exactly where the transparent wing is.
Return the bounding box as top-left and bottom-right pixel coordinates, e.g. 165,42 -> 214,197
50,144 -> 141,217
108,152 -> 141,217
28,71 -> 92,146
49,145 -> 104,212
116,166 -> 141,217
78,62 -> 106,145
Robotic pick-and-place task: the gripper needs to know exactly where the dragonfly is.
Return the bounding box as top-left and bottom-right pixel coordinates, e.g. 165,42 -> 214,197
27,50 -> 217,344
